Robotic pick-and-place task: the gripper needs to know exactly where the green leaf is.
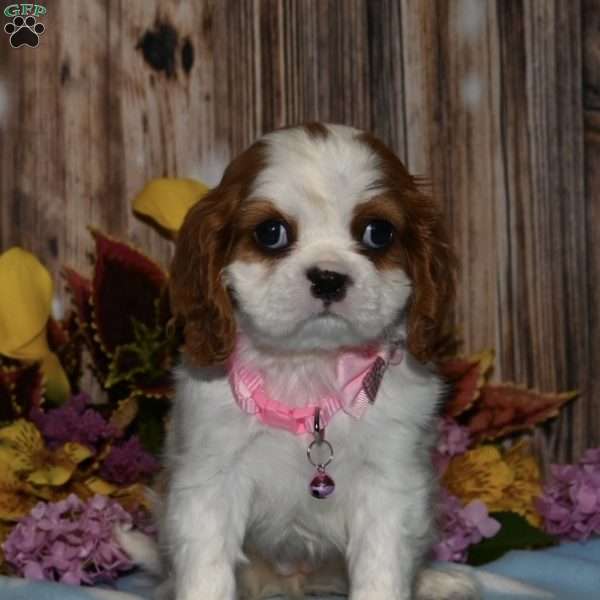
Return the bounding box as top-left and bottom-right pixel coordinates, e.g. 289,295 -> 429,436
467,512 -> 556,567
105,344 -> 146,388
135,396 -> 169,456
105,315 -> 176,392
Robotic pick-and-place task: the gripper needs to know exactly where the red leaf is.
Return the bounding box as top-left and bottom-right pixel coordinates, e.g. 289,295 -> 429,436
63,266 -> 109,381
47,315 -> 84,389
156,286 -> 172,328
91,231 -> 167,354
46,317 -> 69,349
467,384 -> 578,442
63,267 -> 93,326
0,363 -> 44,420
0,369 -> 15,421
440,350 -> 495,417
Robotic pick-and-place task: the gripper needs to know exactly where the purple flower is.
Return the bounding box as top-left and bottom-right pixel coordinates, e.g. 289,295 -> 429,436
2,494 -> 135,585
537,447 -> 600,541
581,448 -> 600,465
433,417 -> 472,474
30,393 -> 117,450
99,436 -> 160,486
433,489 -> 501,563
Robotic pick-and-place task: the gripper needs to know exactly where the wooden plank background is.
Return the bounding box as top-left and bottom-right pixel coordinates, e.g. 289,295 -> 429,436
0,0 -> 596,460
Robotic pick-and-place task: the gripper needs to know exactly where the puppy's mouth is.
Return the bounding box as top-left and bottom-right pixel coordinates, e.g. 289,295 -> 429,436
316,304 -> 343,318
309,307 -> 352,328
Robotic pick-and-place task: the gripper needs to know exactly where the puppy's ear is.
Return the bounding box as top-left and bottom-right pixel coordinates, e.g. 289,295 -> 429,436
170,185 -> 241,366
356,132 -> 457,362
404,193 -> 457,363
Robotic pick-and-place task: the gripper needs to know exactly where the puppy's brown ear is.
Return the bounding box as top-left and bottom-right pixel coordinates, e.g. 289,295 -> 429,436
404,193 -> 457,363
356,132 -> 457,362
169,185 -> 241,366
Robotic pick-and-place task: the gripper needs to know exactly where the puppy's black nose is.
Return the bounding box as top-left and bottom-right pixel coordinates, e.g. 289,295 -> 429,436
306,267 -> 351,303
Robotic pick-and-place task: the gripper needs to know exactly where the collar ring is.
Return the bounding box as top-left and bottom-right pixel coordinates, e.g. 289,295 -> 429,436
307,438 -> 334,470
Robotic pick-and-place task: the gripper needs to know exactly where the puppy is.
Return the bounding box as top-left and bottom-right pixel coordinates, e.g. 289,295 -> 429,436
130,123 -> 479,600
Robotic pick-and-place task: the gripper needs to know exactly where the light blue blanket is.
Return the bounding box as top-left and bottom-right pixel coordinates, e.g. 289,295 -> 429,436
2,539 -> 599,600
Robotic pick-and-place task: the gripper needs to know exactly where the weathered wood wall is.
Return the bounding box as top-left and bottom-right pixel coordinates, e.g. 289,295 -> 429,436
0,0 -> 596,460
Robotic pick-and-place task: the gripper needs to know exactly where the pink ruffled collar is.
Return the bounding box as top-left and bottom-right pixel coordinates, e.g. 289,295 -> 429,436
228,342 -> 402,435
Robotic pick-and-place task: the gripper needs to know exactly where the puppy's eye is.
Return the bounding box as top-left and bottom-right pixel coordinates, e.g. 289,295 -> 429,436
254,219 -> 290,250
361,220 -> 394,249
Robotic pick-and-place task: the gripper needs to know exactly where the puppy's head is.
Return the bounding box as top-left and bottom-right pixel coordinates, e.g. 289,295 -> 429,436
170,124 -> 456,366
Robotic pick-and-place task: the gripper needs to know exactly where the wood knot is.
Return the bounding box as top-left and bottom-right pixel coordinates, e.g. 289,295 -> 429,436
137,22 -> 178,78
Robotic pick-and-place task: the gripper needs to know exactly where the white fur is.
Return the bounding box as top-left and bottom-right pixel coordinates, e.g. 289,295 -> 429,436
132,126 -> 479,599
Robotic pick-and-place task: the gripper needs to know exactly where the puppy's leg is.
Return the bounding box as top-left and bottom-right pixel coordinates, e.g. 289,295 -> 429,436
346,473 -> 433,600
165,472 -> 252,600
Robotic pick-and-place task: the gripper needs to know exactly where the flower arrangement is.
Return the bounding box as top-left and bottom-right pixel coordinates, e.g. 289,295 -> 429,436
536,449 -> 600,540
0,177 -> 596,584
2,494 -> 135,585
433,351 -> 586,564
433,492 -> 500,563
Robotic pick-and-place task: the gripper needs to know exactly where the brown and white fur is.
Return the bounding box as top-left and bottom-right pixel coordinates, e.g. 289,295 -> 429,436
121,124 -> 480,600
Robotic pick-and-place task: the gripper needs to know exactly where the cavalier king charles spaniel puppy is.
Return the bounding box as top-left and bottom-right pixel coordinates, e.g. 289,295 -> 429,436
122,123 -> 479,600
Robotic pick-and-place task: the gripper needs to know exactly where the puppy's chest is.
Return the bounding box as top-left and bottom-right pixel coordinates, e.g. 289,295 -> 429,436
241,424 -> 356,564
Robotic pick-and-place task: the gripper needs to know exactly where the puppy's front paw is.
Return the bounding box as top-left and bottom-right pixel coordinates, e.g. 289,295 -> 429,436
175,563 -> 236,600
416,567 -> 481,600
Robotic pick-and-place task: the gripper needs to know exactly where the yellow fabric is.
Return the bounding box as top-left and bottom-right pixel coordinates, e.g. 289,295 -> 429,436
133,178 -> 210,235
0,248 -> 52,356
0,248 -> 70,404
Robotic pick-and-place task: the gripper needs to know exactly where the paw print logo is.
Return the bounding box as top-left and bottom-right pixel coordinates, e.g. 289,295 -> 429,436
4,15 -> 45,48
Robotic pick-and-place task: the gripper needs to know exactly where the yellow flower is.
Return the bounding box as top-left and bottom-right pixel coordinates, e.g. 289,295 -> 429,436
0,420 -> 92,521
444,445 -> 514,505
443,441 -> 543,527
0,421 -> 93,525
0,466 -> 38,522
0,248 -> 70,404
84,476 -> 151,512
488,441 -> 543,526
133,178 -> 210,236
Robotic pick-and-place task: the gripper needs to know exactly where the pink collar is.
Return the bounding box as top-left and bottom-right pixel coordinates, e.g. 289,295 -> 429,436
228,343 -> 403,435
